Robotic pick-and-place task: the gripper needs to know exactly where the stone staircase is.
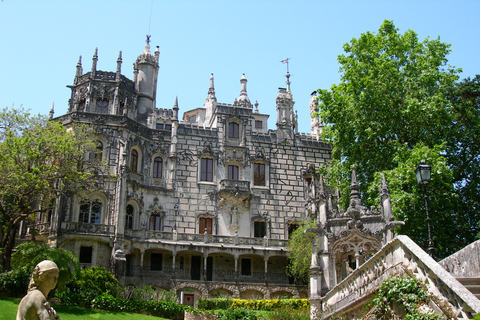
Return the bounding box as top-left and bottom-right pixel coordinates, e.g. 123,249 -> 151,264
457,278 -> 480,300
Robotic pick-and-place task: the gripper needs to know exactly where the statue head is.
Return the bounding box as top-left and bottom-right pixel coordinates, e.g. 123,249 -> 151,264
28,260 -> 59,292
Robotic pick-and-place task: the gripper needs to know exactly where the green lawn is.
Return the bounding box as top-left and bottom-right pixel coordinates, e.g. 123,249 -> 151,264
0,297 -> 169,320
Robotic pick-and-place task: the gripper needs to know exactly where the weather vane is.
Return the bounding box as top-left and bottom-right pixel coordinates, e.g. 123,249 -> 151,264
281,58 -> 291,73
146,35 -> 151,45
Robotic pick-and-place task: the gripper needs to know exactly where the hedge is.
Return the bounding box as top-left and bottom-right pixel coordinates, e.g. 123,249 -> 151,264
92,293 -> 190,319
197,298 -> 309,311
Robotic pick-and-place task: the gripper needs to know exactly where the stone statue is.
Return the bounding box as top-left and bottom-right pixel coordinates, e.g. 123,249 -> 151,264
16,260 -> 60,320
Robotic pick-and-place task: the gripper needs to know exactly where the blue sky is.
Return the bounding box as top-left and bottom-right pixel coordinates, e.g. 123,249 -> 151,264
1,1 -> 479,132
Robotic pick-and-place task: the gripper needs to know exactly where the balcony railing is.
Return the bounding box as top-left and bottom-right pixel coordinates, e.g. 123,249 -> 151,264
219,179 -> 251,193
61,222 -> 115,236
125,265 -> 292,285
124,229 -> 288,248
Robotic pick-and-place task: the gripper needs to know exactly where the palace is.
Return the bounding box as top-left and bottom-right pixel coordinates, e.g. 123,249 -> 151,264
34,39 -> 332,304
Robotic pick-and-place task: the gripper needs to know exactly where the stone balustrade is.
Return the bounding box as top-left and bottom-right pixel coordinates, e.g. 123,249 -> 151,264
124,229 -> 288,248
61,222 -> 115,236
314,235 -> 480,319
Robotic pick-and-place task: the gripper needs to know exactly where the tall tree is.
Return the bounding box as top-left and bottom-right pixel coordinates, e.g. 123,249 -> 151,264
0,107 -> 101,271
315,20 -> 479,259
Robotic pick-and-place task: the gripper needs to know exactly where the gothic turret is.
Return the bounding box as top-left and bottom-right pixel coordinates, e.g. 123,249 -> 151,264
310,92 -> 322,140
235,74 -> 252,108
276,71 -> 295,144
204,73 -> 217,126
134,36 -> 160,123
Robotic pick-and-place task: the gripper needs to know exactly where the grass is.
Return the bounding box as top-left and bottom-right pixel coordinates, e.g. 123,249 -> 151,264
0,297 -> 169,320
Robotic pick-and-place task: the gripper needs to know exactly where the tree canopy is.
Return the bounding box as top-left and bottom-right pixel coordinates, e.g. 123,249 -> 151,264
315,20 -> 479,259
0,107 -> 101,271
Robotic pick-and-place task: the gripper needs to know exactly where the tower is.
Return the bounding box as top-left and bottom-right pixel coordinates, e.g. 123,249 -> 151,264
134,36 -> 160,124
276,71 -> 295,144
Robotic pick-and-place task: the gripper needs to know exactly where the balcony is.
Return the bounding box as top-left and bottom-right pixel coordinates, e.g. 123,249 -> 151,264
123,229 -> 288,248
218,179 -> 251,208
61,222 -> 115,237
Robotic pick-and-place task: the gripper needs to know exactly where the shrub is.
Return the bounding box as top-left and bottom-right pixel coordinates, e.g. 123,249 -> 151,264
216,307 -> 258,320
58,265 -> 122,307
197,297 -> 233,310
230,298 -> 309,311
129,286 -> 179,304
92,293 -> 189,318
0,268 -> 30,297
262,307 -> 310,320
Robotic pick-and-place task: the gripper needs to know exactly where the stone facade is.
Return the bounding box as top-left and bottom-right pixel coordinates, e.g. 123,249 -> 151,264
29,39 -> 333,303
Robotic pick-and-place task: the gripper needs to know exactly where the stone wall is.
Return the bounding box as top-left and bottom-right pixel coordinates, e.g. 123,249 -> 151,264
439,239 -> 480,278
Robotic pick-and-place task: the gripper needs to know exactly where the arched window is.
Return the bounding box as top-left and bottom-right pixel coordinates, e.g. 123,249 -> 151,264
79,200 -> 102,224
89,141 -> 103,162
130,149 -> 138,173
153,157 -> 163,178
228,122 -> 239,139
125,204 -> 134,229
149,213 -> 161,231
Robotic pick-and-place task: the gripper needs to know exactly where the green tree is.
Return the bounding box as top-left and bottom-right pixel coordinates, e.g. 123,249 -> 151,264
286,219 -> 316,284
0,107 -> 101,271
11,242 -> 80,291
315,20 -> 478,259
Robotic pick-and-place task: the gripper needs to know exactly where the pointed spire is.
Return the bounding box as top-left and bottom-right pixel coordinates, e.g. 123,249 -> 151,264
116,51 -> 122,80
76,56 -> 83,77
91,48 -> 98,76
350,165 -> 361,201
173,96 -> 179,119
208,73 -> 216,99
49,103 -> 54,119
286,71 -> 291,93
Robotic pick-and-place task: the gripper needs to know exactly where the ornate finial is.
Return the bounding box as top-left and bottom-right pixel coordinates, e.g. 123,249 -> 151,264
49,103 -> 54,119
173,96 -> 179,110
281,58 -> 291,92
254,101 -> 259,113
146,35 -> 151,45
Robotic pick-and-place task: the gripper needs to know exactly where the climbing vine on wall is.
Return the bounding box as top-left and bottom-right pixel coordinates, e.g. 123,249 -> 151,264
370,277 -> 443,319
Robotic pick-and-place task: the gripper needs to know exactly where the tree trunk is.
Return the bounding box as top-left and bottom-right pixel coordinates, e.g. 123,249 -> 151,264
2,223 -> 19,271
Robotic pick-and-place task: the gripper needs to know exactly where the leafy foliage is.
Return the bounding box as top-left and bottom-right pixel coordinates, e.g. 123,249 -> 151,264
286,219 -> 316,283
261,307 -> 310,320
91,293 -> 189,319
197,296 -> 233,310
0,107 -> 103,271
0,268 -> 30,297
11,242 -> 80,291
129,286 -> 179,304
215,307 -> 258,320
371,276 -> 441,319
315,20 -> 479,258
58,265 -> 122,307
230,298 -> 309,311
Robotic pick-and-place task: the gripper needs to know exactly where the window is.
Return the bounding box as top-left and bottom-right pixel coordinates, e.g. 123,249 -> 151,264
228,122 -> 239,139
79,246 -> 93,264
125,204 -> 134,229
96,98 -> 109,114
227,165 -> 239,180
149,213 -> 161,231
288,223 -> 299,238
130,149 -> 138,172
254,221 -> 266,238
165,124 -> 172,131
255,120 -> 263,129
89,141 -> 103,162
199,217 -> 213,234
153,157 -> 163,178
79,200 -> 101,224
254,163 -> 266,186
201,158 -> 214,182
189,116 -> 197,123
156,123 -> 164,130
241,258 -> 251,276
151,253 -> 163,271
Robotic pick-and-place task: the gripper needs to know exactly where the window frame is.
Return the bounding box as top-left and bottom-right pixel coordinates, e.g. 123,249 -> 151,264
153,157 -> 163,179
199,216 -> 213,235
227,165 -> 239,180
125,204 -> 134,229
130,149 -> 138,173
79,200 -> 102,224
253,162 -> 266,186
149,213 -> 161,231
254,220 -> 266,238
200,158 -> 214,182
228,122 -> 240,139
